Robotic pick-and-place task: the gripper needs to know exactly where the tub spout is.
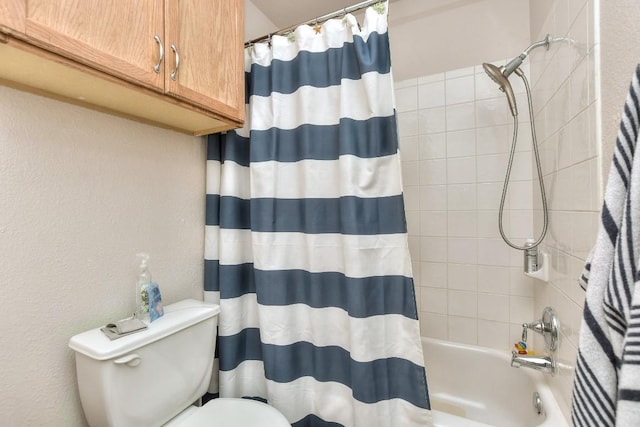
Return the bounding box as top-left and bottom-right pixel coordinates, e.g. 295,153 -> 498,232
511,351 -> 556,376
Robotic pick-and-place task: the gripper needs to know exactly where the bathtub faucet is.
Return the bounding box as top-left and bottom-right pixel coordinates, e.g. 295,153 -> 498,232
511,351 -> 556,376
511,306 -> 559,376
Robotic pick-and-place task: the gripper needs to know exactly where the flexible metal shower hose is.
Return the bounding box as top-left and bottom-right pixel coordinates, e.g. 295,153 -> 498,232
498,69 -> 549,250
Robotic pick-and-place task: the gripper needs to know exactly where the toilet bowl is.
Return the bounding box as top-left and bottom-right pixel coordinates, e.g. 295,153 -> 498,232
69,299 -> 289,427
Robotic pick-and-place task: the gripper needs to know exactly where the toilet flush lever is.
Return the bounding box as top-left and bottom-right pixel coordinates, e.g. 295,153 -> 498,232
114,354 -> 141,367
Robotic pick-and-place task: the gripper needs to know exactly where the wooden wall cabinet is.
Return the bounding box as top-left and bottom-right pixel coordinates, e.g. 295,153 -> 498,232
0,1 -> 25,34
0,0 -> 244,135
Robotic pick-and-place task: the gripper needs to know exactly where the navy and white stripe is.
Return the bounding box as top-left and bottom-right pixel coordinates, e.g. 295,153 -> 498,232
572,65 -> 640,426
204,3 -> 432,426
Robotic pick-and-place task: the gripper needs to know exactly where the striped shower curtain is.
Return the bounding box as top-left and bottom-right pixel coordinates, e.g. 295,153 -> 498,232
204,3 -> 431,426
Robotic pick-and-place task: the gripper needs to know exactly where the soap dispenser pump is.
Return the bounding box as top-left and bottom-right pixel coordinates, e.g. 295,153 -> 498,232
136,253 -> 152,319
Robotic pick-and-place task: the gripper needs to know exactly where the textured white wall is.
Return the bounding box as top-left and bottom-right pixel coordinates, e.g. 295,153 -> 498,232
0,86 -> 207,425
599,1 -> 640,179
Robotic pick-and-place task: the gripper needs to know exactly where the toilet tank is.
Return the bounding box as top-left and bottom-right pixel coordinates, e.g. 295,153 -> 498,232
69,299 -> 220,427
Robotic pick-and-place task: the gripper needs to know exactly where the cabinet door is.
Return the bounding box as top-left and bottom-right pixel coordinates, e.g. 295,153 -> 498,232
24,0 -> 164,90
165,0 -> 244,123
0,0 -> 25,34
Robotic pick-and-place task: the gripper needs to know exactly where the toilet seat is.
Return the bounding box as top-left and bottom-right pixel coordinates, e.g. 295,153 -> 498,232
177,398 -> 290,427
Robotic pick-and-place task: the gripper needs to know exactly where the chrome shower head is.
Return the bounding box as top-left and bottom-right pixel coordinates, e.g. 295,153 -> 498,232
482,62 -> 518,116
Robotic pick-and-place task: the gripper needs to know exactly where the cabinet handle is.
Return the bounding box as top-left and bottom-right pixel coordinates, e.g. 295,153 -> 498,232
170,44 -> 180,81
153,35 -> 164,74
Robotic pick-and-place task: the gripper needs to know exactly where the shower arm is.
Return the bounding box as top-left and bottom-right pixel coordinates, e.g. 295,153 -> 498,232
503,34 -> 552,77
523,34 -> 553,57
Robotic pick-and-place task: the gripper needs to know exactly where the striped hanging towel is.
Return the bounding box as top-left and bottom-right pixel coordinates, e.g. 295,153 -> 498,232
572,65 -> 640,426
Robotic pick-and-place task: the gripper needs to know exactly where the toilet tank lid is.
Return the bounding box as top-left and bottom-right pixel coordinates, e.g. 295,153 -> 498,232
69,299 -> 220,360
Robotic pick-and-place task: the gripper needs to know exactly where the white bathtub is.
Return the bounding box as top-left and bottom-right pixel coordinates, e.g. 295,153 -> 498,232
423,337 -> 569,427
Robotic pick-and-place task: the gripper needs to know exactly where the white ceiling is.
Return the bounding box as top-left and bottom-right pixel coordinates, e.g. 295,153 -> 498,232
250,0 -> 375,29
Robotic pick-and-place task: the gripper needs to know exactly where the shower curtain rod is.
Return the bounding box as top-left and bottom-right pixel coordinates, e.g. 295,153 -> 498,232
245,0 -> 385,46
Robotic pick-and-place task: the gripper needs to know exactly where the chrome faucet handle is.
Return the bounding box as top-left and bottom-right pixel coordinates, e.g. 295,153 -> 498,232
520,307 -> 558,351
522,319 -> 545,342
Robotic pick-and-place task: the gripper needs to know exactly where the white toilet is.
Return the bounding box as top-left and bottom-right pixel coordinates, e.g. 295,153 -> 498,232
69,299 -> 290,426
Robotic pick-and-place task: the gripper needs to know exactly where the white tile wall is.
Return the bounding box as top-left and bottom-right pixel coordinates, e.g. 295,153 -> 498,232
397,3 -> 600,421
529,0 -> 599,420
396,59 -> 539,353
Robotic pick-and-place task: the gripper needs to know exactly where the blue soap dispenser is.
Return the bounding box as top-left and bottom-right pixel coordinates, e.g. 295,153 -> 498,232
136,252 -> 152,319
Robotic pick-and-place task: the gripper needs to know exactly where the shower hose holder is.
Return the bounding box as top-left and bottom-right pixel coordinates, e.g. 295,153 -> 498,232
523,240 -> 549,282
